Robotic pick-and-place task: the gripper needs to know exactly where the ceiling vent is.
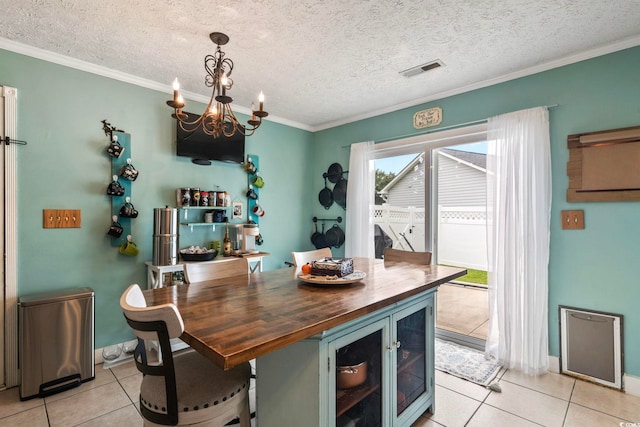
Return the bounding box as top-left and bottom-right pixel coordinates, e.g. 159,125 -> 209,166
400,60 -> 445,78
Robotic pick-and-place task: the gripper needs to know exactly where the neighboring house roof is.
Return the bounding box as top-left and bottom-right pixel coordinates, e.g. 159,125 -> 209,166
379,154 -> 424,196
439,148 -> 486,171
378,149 -> 486,196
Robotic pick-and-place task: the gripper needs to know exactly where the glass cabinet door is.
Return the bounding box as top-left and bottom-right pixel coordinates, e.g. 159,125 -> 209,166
395,303 -> 429,417
332,319 -> 387,427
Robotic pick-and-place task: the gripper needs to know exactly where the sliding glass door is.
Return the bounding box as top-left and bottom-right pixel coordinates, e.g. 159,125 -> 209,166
372,125 -> 488,348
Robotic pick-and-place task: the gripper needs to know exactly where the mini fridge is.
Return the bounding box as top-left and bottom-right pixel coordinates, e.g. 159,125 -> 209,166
19,287 -> 95,400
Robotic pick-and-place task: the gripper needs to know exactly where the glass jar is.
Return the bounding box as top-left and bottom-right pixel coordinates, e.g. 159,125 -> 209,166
192,188 -> 201,206
217,191 -> 226,207
200,191 -> 209,207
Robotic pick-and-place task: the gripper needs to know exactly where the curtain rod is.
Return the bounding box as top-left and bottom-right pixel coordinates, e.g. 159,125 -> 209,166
374,118 -> 487,145
343,104 -> 559,147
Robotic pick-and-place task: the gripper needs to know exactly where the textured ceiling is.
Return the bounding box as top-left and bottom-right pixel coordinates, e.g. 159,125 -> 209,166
1,0 -> 640,130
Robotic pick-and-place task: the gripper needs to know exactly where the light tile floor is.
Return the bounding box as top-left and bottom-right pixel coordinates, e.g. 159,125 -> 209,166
413,369 -> 640,427
1,358 -> 639,426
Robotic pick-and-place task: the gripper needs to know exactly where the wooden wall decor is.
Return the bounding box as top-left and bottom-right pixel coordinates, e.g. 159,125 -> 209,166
567,125 -> 640,202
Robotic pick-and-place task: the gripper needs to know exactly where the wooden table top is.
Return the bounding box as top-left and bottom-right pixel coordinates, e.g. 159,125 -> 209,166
143,258 -> 466,370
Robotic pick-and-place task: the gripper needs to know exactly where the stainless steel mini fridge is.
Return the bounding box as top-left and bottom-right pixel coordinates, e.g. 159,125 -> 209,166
19,287 -> 95,400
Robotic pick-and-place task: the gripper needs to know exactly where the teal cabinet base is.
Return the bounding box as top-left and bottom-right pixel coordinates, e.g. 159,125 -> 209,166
255,288 -> 436,427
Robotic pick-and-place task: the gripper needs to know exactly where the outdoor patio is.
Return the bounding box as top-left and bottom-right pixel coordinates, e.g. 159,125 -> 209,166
436,283 -> 489,340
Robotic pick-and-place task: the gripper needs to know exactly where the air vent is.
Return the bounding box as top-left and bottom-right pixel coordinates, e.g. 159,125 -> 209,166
400,60 -> 445,78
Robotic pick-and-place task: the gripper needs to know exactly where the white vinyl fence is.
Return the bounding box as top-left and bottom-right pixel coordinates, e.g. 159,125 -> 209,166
373,204 -> 487,270
437,206 -> 487,270
372,205 -> 426,252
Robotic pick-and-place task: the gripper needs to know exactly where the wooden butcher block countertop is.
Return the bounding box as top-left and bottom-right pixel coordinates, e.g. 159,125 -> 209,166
144,257 -> 466,369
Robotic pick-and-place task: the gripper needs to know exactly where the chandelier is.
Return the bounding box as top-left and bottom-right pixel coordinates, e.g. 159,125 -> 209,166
166,32 -> 268,138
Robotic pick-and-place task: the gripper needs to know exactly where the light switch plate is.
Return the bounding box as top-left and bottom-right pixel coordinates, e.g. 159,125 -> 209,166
43,209 -> 82,228
561,210 -> 584,230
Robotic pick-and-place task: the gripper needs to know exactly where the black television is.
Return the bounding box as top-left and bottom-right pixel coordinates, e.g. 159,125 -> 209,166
176,112 -> 245,165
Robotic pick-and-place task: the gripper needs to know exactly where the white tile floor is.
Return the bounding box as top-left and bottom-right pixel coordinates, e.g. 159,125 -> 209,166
413,369 -> 640,427
1,358 -> 639,426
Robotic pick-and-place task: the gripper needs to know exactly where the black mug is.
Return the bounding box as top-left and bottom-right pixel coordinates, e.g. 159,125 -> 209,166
107,136 -> 125,158
119,159 -> 139,181
107,221 -> 123,237
107,179 -> 125,196
120,202 -> 138,218
246,186 -> 258,200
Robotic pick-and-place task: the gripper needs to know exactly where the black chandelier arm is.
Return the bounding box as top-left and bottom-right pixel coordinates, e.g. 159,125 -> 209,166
176,114 -> 205,133
204,54 -> 219,88
167,31 -> 267,140
221,57 -> 234,79
220,104 -> 254,138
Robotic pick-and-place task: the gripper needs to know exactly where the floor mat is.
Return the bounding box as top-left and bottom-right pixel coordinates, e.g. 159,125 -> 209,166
435,338 -> 501,386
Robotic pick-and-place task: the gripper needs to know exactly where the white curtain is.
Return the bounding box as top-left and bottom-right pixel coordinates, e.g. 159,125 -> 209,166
485,107 -> 551,375
345,141 -> 375,258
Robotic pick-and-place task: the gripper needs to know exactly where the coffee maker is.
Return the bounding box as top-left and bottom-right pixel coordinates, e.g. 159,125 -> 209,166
229,223 -> 259,254
241,224 -> 259,253
229,224 -> 243,254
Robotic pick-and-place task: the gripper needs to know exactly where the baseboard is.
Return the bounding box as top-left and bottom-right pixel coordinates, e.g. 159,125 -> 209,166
95,338 -> 190,368
624,374 -> 640,397
548,355 -> 560,373
95,347 -> 133,368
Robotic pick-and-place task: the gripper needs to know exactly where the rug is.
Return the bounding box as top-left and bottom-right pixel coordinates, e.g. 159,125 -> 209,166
435,338 -> 501,386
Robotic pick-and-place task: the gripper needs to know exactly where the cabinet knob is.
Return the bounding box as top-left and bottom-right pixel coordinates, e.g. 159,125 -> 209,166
386,341 -> 402,351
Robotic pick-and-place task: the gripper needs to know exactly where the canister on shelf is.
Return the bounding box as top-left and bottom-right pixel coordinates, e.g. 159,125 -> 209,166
179,188 -> 191,207
217,191 -> 226,207
192,188 -> 201,206
209,191 -> 218,206
200,191 -> 209,207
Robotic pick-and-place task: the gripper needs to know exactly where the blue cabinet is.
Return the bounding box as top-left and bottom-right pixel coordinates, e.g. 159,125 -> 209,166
256,289 -> 436,427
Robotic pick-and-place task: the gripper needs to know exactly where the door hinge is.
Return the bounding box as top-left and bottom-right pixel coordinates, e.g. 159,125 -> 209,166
429,305 -> 433,316
328,357 -> 331,372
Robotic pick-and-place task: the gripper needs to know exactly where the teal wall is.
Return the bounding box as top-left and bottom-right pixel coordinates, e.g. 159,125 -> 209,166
0,49 -> 314,347
2,44 -> 640,377
312,46 -> 640,377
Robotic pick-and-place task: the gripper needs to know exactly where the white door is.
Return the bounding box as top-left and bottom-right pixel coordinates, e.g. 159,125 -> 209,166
2,85 -> 19,388
0,86 -> 6,388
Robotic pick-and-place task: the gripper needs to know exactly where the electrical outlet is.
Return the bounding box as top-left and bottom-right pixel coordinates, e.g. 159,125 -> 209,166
561,210 -> 584,230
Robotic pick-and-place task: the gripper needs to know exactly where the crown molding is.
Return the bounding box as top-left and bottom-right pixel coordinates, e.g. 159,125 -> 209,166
311,35 -> 640,132
3,35 -> 639,134
0,37 -> 313,132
